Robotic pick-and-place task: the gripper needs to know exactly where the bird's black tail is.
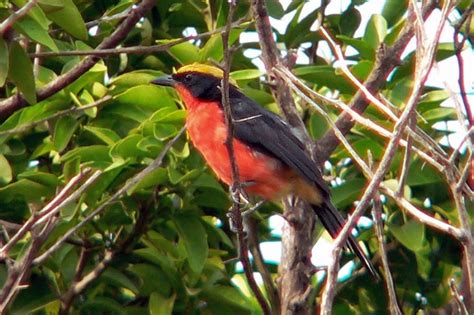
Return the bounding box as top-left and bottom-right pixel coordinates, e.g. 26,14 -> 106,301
312,201 -> 379,279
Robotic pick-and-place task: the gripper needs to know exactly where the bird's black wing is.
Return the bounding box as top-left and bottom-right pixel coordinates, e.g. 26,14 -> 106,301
229,91 -> 330,197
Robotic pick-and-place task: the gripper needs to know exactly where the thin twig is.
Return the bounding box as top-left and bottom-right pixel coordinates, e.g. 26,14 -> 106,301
0,0 -> 38,36
32,127 -> 185,265
0,95 -> 112,136
396,116 -> 416,196
372,194 -> 402,315
274,66 -> 445,172
247,218 -> 280,314
450,278 -> 469,315
315,0 -> 437,162
29,19 -> 248,58
0,168 -> 99,260
453,3 -> 473,127
0,0 -> 157,121
277,65 -> 464,240
221,2 -> 270,314
320,1 -> 453,312
251,1 -> 316,313
0,216 -> 57,312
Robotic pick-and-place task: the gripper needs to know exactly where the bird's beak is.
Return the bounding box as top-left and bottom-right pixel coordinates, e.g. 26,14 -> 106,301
151,75 -> 176,87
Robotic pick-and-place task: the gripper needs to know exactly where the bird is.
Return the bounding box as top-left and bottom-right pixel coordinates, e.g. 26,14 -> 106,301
151,63 -> 377,278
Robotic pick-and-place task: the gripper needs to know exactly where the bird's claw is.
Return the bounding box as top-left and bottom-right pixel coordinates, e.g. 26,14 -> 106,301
229,182 -> 252,205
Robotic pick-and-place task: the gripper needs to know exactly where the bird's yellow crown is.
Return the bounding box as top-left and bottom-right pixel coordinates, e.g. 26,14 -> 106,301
176,63 -> 238,86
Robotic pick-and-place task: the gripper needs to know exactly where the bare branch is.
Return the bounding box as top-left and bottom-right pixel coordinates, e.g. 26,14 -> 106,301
247,218 -> 280,314
0,95 -> 112,136
32,127 -> 185,265
372,194 -> 402,315
0,0 -> 38,36
276,65 -> 464,240
250,1 -> 315,314
315,0 -> 437,162
29,19 -> 248,58
274,66 -> 446,172
453,3 -> 473,127
0,169 -> 101,260
320,1 -> 454,312
0,0 -> 157,121
221,2 -> 270,314
450,278 -> 470,315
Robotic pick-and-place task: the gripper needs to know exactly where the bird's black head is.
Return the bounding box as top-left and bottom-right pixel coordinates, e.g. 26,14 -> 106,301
151,64 -> 239,101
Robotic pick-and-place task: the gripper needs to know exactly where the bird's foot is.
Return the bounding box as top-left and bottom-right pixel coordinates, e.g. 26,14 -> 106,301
242,200 -> 265,217
229,181 -> 256,205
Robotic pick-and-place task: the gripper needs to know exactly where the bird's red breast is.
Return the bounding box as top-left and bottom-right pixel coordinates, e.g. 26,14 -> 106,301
175,84 -> 293,201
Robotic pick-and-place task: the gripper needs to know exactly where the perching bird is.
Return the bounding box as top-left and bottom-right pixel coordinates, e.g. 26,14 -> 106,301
151,63 -> 377,277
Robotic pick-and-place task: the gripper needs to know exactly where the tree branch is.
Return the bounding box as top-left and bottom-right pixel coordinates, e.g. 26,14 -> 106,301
29,19 -> 248,58
0,95 -> 112,136
32,127 -> 185,265
220,2 -> 270,314
0,168 -> 101,260
0,0 -> 38,36
250,1 -> 315,314
320,1 -> 454,312
372,194 -> 402,315
0,0 -> 156,121
315,0 -> 437,163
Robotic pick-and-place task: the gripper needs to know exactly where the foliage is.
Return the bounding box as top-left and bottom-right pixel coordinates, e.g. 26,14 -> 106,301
0,0 -> 472,314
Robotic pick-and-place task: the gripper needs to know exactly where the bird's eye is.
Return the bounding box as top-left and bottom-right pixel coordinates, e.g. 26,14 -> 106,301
184,74 -> 192,82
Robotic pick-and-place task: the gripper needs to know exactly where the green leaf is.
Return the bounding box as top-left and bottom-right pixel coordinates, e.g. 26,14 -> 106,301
201,285 -> 253,314
199,34 -> 222,62
266,0 -> 285,18
340,6 -> 362,37
331,178 -> 366,209
106,85 -> 176,122
0,179 -> 54,202
406,159 -> 443,186
389,219 -> 425,251
84,126 -> 121,145
110,134 -> 147,160
13,16 -> 58,51
110,70 -> 165,89
63,157 -> 80,180
128,263 -> 173,296
436,42 -> 457,61
149,292 -> 176,315
168,168 -> 200,185
154,123 -> 178,140
350,60 -> 374,81
421,108 -> 457,122
166,41 -> 199,64
363,15 -> 388,50
173,213 -> 208,274
293,65 -> 355,93
38,0 -> 64,9
308,113 -> 330,140
10,0 -> 51,29
129,167 -> 168,193
382,0 -> 408,27
230,69 -> 263,81
101,267 -> 139,294
17,171 -> 60,187
79,297 -> 126,315
53,116 -> 78,152
0,155 -> 12,185
8,42 -> 36,105
0,38 -> 8,87
61,145 -> 112,163
41,0 -> 87,40
337,35 -> 375,60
